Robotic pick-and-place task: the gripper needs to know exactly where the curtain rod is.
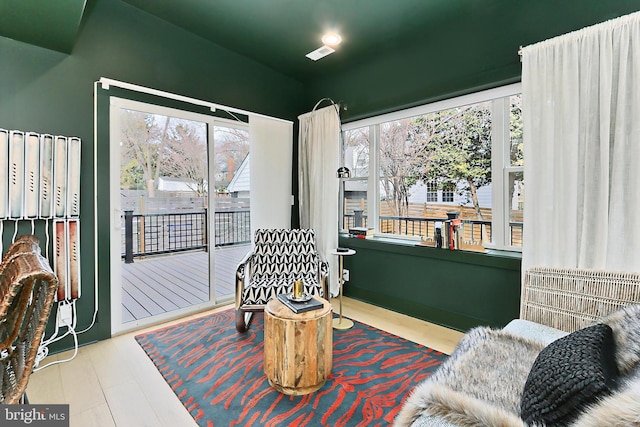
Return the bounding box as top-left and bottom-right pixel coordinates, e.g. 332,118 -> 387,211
312,97 -> 347,112
98,77 -> 293,125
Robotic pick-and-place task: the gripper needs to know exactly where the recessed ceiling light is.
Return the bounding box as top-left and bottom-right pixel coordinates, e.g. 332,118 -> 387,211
306,45 -> 336,61
321,33 -> 342,46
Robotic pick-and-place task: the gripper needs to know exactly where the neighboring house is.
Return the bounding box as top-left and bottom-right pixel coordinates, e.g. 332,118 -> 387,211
344,144 -> 495,210
226,155 -> 250,198
407,181 -> 492,208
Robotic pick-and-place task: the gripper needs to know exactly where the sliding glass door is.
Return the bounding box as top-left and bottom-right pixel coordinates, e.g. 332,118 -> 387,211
109,98 -> 220,334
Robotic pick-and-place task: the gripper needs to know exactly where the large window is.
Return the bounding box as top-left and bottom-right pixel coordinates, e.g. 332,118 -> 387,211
341,84 -> 523,252
341,126 -> 369,230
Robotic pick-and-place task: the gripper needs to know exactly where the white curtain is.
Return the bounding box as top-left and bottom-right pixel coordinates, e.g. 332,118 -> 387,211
298,105 -> 340,296
249,116 -> 293,238
522,12 -> 640,273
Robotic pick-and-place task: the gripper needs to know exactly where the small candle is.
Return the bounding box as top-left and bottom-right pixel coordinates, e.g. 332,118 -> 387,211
293,279 -> 304,298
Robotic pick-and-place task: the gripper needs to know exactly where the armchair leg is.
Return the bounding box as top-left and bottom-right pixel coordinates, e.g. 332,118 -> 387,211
235,309 -> 254,333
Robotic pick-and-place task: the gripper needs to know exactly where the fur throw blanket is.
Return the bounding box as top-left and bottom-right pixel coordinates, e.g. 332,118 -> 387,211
394,327 -> 640,427
393,327 -> 543,427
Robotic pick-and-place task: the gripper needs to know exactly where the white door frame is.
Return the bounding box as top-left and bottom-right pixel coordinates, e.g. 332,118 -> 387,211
109,97 -> 218,334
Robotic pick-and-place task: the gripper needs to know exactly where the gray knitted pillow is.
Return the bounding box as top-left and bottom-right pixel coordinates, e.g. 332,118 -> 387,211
520,324 -> 619,426
600,304 -> 640,374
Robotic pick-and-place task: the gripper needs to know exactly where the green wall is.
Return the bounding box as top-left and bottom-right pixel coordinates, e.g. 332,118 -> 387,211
340,237 -> 521,331
0,0 -> 305,350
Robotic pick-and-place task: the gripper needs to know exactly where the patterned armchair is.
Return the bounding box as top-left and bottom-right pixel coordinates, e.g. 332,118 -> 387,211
235,229 -> 329,332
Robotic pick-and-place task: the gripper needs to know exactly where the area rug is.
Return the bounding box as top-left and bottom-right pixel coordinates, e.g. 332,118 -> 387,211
135,309 -> 446,427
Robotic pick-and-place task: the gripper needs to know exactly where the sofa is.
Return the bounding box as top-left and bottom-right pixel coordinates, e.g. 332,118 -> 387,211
394,267 -> 640,427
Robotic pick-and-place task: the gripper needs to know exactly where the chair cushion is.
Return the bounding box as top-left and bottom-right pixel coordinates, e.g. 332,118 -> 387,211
520,323 -> 619,426
253,229 -> 317,246
252,229 -> 320,278
503,319 -> 568,345
242,276 -> 323,306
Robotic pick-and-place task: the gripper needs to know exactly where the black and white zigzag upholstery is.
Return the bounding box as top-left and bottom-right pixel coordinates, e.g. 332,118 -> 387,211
235,229 -> 329,332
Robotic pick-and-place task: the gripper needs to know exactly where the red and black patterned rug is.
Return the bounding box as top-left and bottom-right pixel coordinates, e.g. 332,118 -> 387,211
135,308 -> 446,426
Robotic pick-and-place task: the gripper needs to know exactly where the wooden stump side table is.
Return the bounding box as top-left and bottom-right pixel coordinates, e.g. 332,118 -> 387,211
263,296 -> 332,395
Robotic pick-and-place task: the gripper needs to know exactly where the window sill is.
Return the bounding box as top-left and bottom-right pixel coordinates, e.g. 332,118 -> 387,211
484,248 -> 523,258
340,233 -> 522,259
482,242 -> 522,256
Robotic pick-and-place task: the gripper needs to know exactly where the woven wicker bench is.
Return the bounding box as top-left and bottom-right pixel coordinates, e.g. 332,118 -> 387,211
0,235 -> 58,404
521,266 -> 640,332
400,266 -> 640,427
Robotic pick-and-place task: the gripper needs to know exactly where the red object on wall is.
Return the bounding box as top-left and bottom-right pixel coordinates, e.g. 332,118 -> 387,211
449,219 -> 462,250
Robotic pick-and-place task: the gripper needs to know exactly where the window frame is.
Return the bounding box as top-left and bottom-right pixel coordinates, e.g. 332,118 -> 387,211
426,181 -> 438,203
341,83 -> 523,252
441,182 -> 455,203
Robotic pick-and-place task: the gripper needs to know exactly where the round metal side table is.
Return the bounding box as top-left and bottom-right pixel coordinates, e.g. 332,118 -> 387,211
330,248 -> 356,330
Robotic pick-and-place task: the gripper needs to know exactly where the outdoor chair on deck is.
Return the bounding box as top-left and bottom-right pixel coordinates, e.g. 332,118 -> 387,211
235,229 -> 329,332
0,235 -> 58,404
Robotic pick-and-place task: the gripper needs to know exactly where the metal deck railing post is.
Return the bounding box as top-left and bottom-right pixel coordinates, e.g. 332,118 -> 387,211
124,210 -> 134,264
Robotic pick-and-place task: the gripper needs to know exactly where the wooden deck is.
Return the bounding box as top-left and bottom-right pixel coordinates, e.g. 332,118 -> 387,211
121,244 -> 250,323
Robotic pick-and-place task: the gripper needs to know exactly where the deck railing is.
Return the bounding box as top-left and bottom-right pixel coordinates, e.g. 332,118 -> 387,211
122,209 -> 522,261
343,213 -> 523,248
122,209 -> 250,262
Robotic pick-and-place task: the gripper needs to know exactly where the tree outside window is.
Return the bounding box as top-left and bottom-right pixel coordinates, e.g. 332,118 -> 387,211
341,84 -> 523,252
